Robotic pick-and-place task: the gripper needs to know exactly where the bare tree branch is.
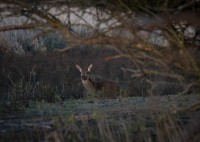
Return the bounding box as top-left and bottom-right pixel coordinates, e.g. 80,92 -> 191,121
0,23 -> 45,32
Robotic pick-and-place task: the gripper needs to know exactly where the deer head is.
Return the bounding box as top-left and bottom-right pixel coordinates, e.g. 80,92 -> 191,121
76,64 -> 93,81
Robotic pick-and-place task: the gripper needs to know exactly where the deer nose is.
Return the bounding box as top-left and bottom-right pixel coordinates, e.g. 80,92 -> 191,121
81,75 -> 88,80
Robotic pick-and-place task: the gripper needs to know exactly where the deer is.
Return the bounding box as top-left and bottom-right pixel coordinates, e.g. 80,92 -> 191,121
76,64 -> 120,98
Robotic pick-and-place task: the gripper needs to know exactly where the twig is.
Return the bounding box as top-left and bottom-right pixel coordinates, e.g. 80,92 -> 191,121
180,80 -> 200,95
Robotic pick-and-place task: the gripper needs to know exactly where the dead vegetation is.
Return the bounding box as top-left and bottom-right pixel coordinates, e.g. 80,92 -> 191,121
0,94 -> 199,142
0,0 -> 200,142
0,0 -> 200,97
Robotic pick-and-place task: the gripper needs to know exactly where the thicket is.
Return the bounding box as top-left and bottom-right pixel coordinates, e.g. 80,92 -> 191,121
0,0 -> 200,105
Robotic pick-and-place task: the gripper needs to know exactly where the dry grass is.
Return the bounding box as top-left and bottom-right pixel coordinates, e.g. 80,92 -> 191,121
0,94 -> 199,142
0,1 -> 200,142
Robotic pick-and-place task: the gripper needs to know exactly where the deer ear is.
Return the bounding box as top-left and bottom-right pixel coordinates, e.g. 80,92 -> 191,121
76,64 -> 82,72
88,64 -> 93,72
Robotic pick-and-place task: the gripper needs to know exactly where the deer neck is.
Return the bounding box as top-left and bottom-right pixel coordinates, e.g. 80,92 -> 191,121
81,78 -> 96,92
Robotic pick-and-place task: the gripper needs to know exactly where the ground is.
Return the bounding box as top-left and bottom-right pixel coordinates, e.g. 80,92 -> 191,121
0,94 -> 200,142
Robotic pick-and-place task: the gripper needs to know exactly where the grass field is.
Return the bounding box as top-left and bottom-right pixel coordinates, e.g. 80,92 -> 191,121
0,94 -> 199,142
0,12 -> 200,142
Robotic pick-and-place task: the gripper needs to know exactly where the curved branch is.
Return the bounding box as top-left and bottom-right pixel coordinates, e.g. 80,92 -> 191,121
0,23 -> 46,32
